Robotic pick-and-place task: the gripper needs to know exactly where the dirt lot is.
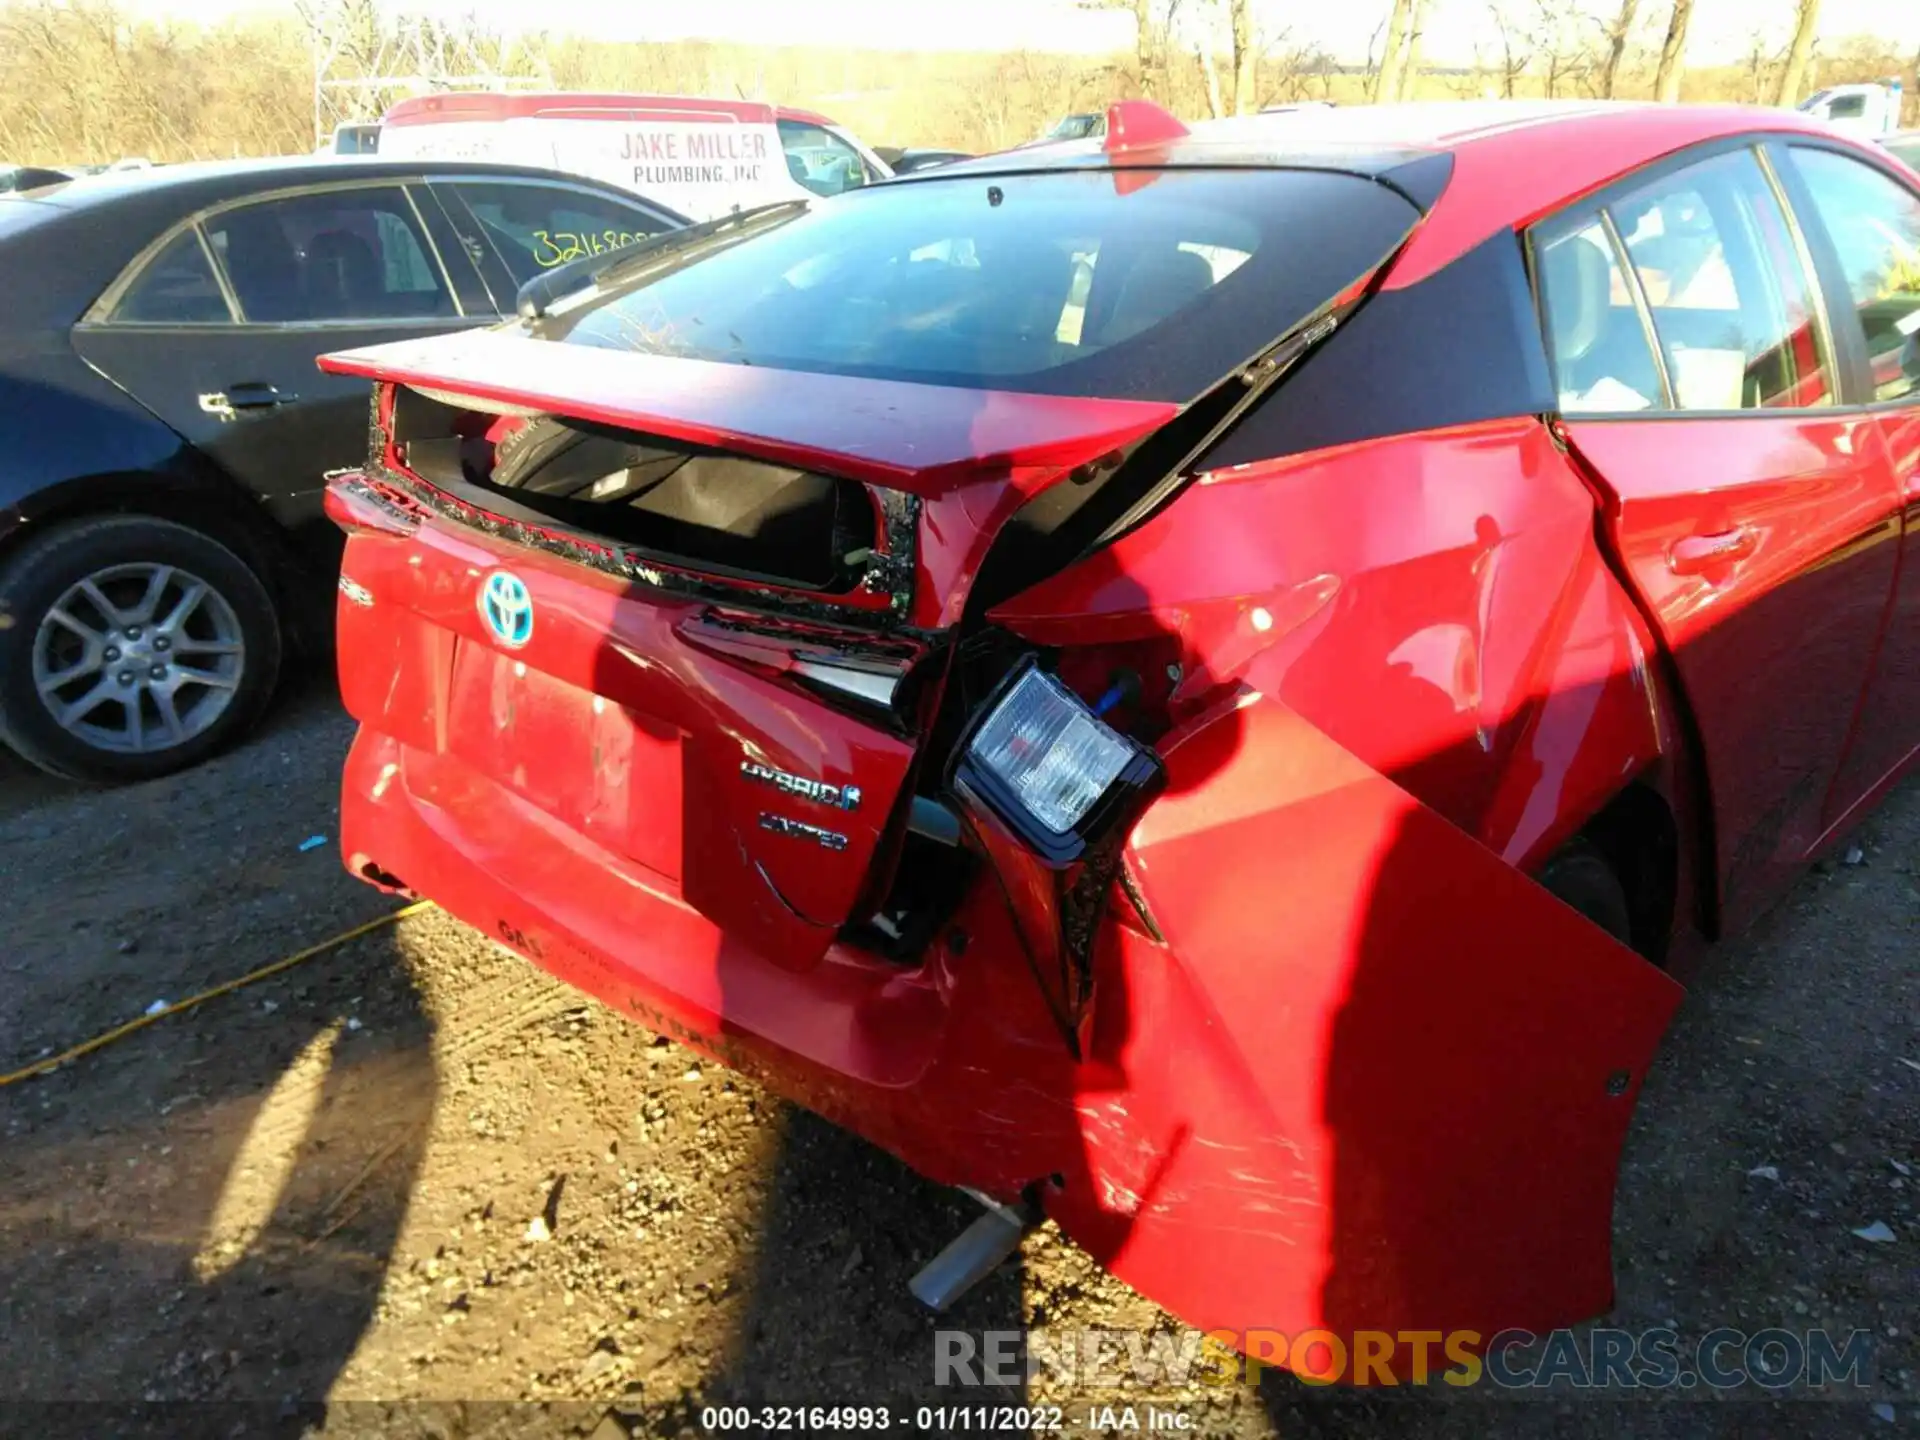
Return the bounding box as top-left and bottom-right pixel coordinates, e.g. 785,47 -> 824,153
0,678 -> 1913,1439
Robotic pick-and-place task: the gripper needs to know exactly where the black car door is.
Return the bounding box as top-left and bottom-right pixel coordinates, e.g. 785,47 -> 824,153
426,177 -> 684,312
70,179 -> 490,547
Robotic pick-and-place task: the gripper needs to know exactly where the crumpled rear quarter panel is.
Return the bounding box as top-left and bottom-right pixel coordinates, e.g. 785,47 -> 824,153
1049,691 -> 1684,1340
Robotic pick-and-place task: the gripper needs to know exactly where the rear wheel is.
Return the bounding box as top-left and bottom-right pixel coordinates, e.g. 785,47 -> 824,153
0,515 -> 281,783
1538,836 -> 1633,946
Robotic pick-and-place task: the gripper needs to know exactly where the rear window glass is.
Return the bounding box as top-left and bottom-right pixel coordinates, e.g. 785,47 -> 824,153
543,168 -> 1422,401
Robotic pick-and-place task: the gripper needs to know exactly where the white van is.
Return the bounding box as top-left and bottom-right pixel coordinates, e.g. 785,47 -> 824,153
1798,81 -> 1904,140
376,92 -> 894,223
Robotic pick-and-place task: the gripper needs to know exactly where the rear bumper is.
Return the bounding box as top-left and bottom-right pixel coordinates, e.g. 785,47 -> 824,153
343,707 -> 1681,1347
340,724 -> 1087,1195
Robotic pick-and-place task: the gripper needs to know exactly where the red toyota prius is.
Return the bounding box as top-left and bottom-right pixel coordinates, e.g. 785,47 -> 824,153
317,101 -> 1920,1360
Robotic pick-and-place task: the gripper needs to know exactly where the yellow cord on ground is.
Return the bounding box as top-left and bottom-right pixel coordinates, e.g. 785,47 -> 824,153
0,900 -> 433,1089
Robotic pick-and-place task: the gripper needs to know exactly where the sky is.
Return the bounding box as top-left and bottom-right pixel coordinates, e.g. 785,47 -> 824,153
130,0 -> 1920,69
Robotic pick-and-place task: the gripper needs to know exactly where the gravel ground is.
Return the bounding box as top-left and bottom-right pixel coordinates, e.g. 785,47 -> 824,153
0,681 -> 1913,1439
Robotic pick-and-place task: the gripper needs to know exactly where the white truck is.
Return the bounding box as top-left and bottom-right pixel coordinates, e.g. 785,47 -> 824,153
1797,81 -> 1905,139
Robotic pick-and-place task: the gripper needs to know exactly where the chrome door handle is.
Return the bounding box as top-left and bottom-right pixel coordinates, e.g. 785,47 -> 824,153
199,384 -> 296,419
1669,526 -> 1757,575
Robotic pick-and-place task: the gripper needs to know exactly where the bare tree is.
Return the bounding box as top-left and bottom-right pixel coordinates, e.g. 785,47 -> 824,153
1741,27 -> 1780,104
1599,0 -> 1639,98
960,50 -> 1095,149
1485,0 -> 1601,101
1653,0 -> 1693,102
1266,38 -> 1338,103
1196,36 -> 1226,116
1364,16 -> 1387,74
0,0 -> 309,163
1079,0 -> 1161,96
1486,1 -> 1534,99
1774,0 -> 1821,106
1229,0 -> 1256,114
1557,0 -> 1607,96
1130,0 -> 1157,96
1374,0 -> 1417,102
1395,0 -> 1430,100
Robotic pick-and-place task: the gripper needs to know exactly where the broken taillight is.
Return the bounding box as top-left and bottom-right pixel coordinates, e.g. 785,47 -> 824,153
943,657 -> 1166,1054
950,658 -> 1162,866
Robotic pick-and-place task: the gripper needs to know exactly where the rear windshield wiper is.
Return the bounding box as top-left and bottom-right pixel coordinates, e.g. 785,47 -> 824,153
515,200 -> 809,320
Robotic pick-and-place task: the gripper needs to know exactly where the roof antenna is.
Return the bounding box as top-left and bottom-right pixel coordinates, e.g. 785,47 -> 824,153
1104,100 -> 1190,151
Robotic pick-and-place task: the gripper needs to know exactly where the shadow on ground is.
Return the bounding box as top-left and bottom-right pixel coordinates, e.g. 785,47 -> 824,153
0,674 -> 435,1436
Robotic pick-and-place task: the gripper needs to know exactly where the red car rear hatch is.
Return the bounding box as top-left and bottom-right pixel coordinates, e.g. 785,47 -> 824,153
321,333 -> 1179,498
320,333 -> 1176,972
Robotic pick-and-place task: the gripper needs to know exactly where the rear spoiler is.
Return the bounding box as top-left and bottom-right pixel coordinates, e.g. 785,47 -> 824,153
318,331 -> 1178,500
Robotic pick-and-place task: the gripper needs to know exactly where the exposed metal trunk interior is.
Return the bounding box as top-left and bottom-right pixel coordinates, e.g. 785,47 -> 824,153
390,388 -> 878,592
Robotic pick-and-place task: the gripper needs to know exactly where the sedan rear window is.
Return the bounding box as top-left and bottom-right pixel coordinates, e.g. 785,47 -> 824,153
542,168 -> 1422,401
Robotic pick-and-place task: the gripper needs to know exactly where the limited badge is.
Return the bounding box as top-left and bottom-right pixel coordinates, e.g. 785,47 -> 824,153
758,814 -> 849,851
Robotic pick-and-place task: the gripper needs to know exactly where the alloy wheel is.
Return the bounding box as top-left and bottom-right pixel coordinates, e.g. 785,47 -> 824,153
30,561 -> 246,755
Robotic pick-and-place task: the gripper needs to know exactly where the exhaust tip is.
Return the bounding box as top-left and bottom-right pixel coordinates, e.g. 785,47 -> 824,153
908,1192 -> 1039,1313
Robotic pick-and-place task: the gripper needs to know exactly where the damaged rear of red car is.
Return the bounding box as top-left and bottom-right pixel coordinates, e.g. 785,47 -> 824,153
312,104 -> 1748,1355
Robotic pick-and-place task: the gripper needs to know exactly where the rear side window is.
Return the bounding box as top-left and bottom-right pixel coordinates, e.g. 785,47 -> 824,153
449,181 -> 675,287
1203,231 -> 1556,468
1789,147 -> 1920,404
109,229 -> 232,324
204,186 -> 455,324
1538,148 -> 1835,412
1536,219 -> 1666,412
544,168 -> 1423,402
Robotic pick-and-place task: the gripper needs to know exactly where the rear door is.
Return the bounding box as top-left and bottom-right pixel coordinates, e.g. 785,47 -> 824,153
1779,141 -> 1920,819
1534,142 -> 1903,932
72,180 -> 484,539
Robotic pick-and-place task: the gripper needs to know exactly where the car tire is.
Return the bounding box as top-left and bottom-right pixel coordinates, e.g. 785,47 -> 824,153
1538,836 -> 1634,947
0,515 -> 282,783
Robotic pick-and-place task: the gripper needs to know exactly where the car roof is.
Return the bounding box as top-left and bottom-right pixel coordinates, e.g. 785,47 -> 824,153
11,155 -> 654,213
382,91 -> 841,130
914,101 -> 1866,289
0,156 -> 679,333
941,100 -> 1836,173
